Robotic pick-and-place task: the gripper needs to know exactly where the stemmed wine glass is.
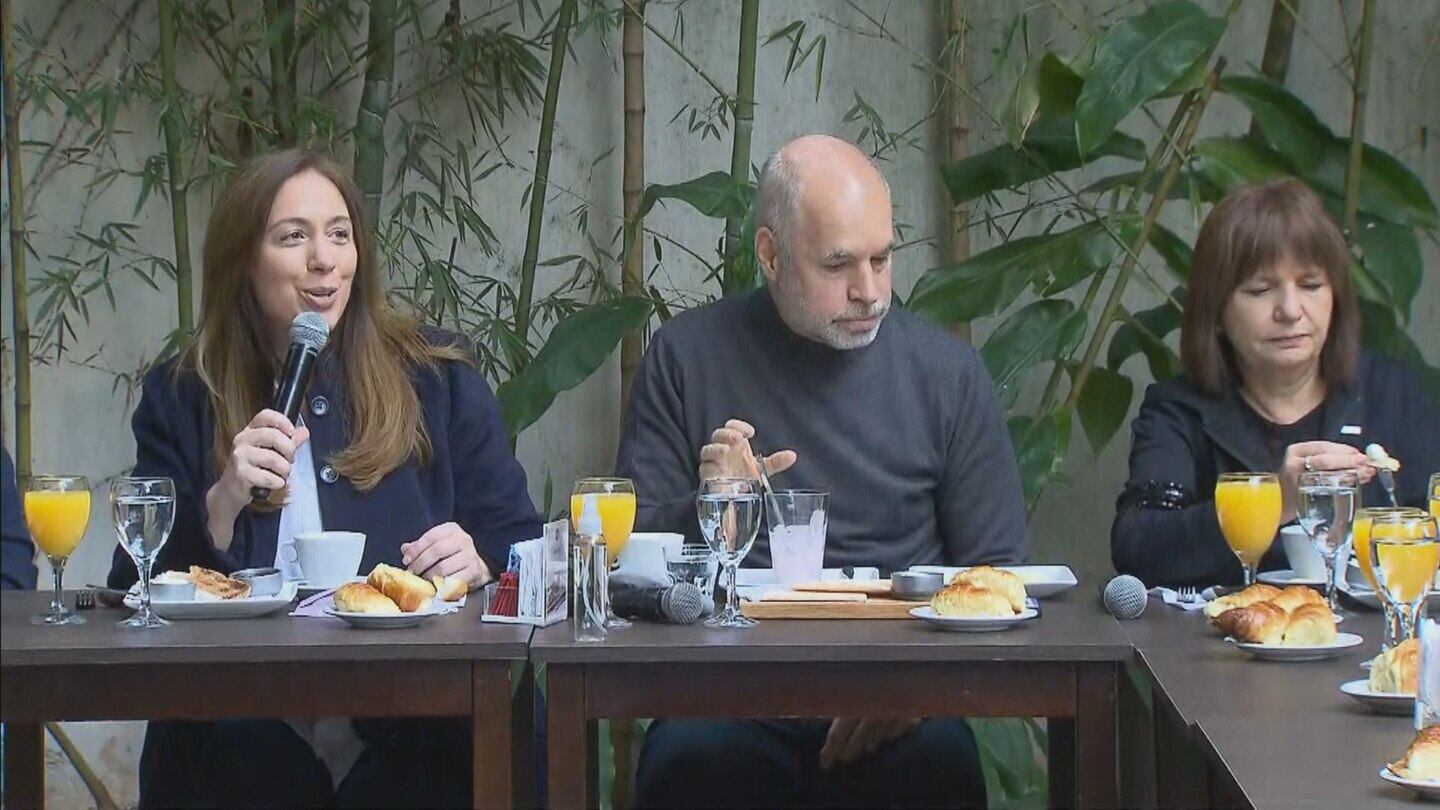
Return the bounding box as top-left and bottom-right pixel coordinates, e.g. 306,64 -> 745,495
1296,470 -> 1358,616
1367,512 -> 1440,645
1215,472 -> 1281,587
697,478 -> 762,629
23,475 -> 91,626
111,477 -> 176,629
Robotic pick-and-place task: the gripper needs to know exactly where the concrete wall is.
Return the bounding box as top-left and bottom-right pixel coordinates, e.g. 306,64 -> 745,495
2,1 -> 1436,804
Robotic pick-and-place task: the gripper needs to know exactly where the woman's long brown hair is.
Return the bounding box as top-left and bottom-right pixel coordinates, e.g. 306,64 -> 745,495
187,149 -> 463,507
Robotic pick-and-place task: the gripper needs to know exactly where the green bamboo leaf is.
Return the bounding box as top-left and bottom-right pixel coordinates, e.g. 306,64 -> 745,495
1069,364 -> 1134,454
909,219 -> 1134,324
1191,137 -> 1292,193
635,171 -> 751,221
980,300 -> 1087,399
1349,257 -> 1396,312
1147,223 -> 1192,282
1218,76 -> 1332,168
497,297 -> 654,435
942,115 -> 1144,205
1007,408 -> 1074,508
1075,1 -> 1223,155
1107,298 -> 1184,381
1355,219 -> 1421,321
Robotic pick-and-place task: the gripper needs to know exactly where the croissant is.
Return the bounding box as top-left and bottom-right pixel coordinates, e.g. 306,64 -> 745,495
1203,583 -> 1282,619
431,574 -> 468,603
1370,638 -> 1420,694
333,582 -> 400,615
1269,585 -> 1324,613
951,566 -> 1027,613
931,582 -> 1015,617
1214,601 -> 1288,644
1392,726 -> 1440,781
367,563 -> 437,612
1280,602 -> 1338,645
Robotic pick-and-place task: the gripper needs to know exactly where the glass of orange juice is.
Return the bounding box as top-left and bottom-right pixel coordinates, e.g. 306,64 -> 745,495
571,477 -> 636,628
1354,507 -> 1424,651
1429,473 -> 1439,520
24,475 -> 92,626
1215,472 -> 1281,587
1367,513 -> 1440,644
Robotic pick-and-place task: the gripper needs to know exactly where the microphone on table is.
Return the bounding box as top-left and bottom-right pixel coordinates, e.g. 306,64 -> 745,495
251,312 -> 330,503
612,582 -> 705,624
1100,574 -> 1148,620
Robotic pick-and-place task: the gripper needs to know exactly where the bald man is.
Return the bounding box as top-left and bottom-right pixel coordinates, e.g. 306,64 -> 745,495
616,135 -> 1025,808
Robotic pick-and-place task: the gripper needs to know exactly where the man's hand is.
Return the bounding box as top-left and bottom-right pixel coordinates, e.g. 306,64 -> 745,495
698,419 -> 797,482
401,522 -> 492,590
819,718 -> 921,769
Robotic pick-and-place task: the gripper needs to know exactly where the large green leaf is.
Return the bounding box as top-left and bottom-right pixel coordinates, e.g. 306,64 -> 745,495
1008,408 -> 1074,508
971,719 -> 1047,806
908,218 -> 1135,324
632,171 -> 751,221
1222,76 -> 1438,231
941,116 -> 1145,205
1107,297 -> 1184,381
1070,364 -> 1135,454
497,297 -> 654,435
1075,1 -> 1224,155
1147,223 -> 1192,282
1000,52 -> 1086,145
1191,137 -> 1292,193
1356,218 -> 1422,321
980,300 -> 1087,401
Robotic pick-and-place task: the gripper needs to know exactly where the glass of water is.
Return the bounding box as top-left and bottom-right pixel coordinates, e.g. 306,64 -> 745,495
665,544 -> 718,600
697,477 -> 762,629
1297,470 -> 1358,616
111,477 -> 176,629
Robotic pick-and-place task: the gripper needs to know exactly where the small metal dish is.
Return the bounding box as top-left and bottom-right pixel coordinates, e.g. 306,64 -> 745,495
891,571 -> 944,601
232,567 -> 284,597
150,579 -> 196,602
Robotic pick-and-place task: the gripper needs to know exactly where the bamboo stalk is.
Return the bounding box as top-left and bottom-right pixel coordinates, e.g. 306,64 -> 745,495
721,0 -> 759,290
1063,63 -> 1225,411
45,722 -> 118,810
264,0 -> 298,145
620,0 -> 646,418
514,0 -> 576,350
2,0 -> 33,482
354,0 -> 397,228
1341,0 -> 1375,243
944,0 -> 972,343
158,0 -> 194,336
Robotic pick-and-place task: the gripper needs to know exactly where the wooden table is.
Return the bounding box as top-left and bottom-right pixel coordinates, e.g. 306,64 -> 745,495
0,592 -> 534,809
532,593 -> 1131,809
1125,602 -> 1421,808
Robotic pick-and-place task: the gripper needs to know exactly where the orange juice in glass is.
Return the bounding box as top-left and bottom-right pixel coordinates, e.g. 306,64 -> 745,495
23,475 -> 91,626
1368,513 -> 1440,643
1429,473 -> 1439,519
1354,507 -> 1424,591
1215,472 -> 1281,586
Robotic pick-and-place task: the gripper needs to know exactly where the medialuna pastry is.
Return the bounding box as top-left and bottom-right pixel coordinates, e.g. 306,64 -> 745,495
431,574 -> 468,603
333,582 -> 401,615
1214,600 -> 1337,646
931,582 -> 1015,618
1267,584 -> 1325,613
1203,583 -> 1282,619
950,566 -> 1027,613
1370,638 -> 1420,694
1392,726 -> 1440,781
367,563 -> 436,612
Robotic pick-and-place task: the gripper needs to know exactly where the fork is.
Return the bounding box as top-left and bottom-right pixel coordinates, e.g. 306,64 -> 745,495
75,589 -> 97,610
1178,586 -> 1198,604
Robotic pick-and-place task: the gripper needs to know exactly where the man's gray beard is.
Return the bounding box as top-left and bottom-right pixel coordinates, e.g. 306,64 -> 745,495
773,270 -> 890,350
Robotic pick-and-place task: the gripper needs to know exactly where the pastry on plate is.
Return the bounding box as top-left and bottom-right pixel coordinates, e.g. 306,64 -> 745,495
1392,726 -> 1440,781
188,566 -> 251,600
1269,584 -> 1325,613
931,582 -> 1015,618
1370,638 -> 1419,694
1203,582 -> 1282,619
367,563 -> 436,612
1279,602 -> 1337,645
950,566 -> 1027,613
333,582 -> 400,615
431,574 -> 467,603
1214,601 -> 1288,645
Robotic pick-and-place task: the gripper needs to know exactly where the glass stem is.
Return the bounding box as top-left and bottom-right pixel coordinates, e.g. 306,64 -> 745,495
1382,601 -> 1401,650
137,555 -> 154,620
1323,551 -> 1339,612
51,559 -> 66,617
725,562 -> 739,618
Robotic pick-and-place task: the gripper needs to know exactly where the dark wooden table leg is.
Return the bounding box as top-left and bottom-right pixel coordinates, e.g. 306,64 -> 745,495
3,722 -> 44,809
1153,693 -> 1207,809
1048,716 -> 1076,809
1075,663 -> 1118,809
1118,662 -> 1156,810
512,662 -> 536,810
547,665 -> 593,810
474,661 -> 515,809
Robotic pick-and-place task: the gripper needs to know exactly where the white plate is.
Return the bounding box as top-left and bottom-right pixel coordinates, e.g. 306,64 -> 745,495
125,582 -> 298,619
1380,767 -> 1440,799
909,605 -> 1038,632
908,565 -> 1078,598
1340,679 -> 1413,715
1258,569 -> 1328,588
325,603 -> 443,629
1228,632 -> 1363,662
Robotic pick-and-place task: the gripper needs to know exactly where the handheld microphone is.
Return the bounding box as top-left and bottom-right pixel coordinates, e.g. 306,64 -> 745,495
1100,574 -> 1148,620
251,312 -> 329,502
612,582 -> 705,624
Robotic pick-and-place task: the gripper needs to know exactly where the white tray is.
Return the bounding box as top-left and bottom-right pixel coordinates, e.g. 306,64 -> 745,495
126,582 -> 298,619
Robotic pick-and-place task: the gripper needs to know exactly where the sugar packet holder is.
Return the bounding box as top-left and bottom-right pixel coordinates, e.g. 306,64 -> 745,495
482,518 -> 568,627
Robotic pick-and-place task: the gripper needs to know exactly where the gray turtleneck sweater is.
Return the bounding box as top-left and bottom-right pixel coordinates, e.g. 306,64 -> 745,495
616,288 -> 1027,573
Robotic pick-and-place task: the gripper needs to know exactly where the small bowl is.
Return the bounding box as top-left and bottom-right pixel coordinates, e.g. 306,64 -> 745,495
150,579 -> 196,602
232,567 -> 284,597
891,571 -> 944,601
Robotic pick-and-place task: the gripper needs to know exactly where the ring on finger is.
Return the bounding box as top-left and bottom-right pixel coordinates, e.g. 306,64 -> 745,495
1303,455 -> 1314,472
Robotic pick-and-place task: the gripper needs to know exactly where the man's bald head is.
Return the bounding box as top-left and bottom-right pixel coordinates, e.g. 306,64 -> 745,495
755,135 -> 891,265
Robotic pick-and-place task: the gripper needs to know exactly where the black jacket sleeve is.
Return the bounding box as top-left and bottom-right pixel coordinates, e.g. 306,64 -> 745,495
1111,385 -> 1238,588
616,329 -> 704,544
1,448 -> 38,590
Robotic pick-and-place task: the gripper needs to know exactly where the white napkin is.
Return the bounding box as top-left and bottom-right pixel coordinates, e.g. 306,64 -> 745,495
1148,586 -> 1219,612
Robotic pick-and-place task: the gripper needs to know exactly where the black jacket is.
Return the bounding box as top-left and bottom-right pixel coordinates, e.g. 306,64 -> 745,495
1112,352 -> 1440,588
107,335 -> 542,590
1,448 -> 38,590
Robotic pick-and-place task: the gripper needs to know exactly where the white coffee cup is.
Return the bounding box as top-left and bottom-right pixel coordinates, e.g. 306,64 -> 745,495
290,531 -> 365,588
619,532 -> 685,569
1280,525 -> 1326,581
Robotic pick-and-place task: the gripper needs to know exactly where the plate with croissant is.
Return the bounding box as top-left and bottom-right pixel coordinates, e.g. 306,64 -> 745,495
1340,638 -> 1417,714
325,564 -> 466,629
910,566 -> 1038,632
1382,726 -> 1440,797
1206,583 -> 1361,660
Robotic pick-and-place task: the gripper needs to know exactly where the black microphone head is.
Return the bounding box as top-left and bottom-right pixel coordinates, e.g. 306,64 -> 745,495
659,582 -> 705,624
290,312 -> 330,352
1102,575 -> 1147,620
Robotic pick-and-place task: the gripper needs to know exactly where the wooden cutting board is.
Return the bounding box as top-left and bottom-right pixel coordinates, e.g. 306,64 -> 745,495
740,597 -> 919,620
